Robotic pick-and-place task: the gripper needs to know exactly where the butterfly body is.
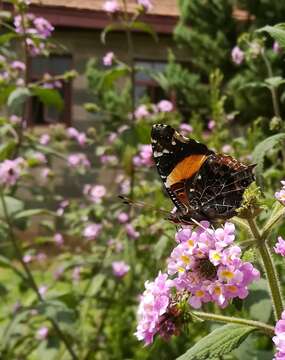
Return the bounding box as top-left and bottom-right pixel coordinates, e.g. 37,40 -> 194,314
151,124 -> 255,225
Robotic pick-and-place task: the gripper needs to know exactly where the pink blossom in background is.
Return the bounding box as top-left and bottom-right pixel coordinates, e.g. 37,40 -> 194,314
53,266 -> 64,280
275,181 -> 285,206
137,0 -> 153,11
231,46 -> 244,65
83,223 -> 102,240
56,199 -> 69,216
222,144 -> 233,153
9,115 -> 22,125
36,327 -> 49,340
117,212 -> 129,224
72,266 -> 81,282
67,127 -> 87,146
103,52 -> 114,66
108,132 -> 118,144
169,222 -> 260,309
36,252 -> 47,263
108,239 -> 124,252
179,123 -> 193,136
39,134 -> 50,145
54,233 -> 64,246
84,184 -> 106,203
68,153 -> 90,168
273,41 -> 281,54
100,154 -> 118,165
11,61 -> 26,71
41,167 -> 52,178
39,285 -> 48,297
112,261 -> 130,277
33,17 -> 54,38
208,120 -> 216,130
32,152 -> 47,164
125,223 -> 139,239
134,104 -> 149,119
135,272 -> 174,345
157,100 -> 173,112
118,124 -> 129,134
273,311 -> 285,359
133,144 -> 154,167
0,157 -> 25,186
274,236 -> 285,257
103,0 -> 120,13
23,254 -> 33,263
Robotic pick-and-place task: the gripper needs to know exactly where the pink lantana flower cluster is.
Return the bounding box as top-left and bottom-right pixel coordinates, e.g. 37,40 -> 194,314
134,100 -> 173,120
0,157 -> 26,186
83,184 -> 106,204
112,261 -> 130,278
133,144 -> 154,167
231,46 -> 244,65
273,311 -> 285,360
274,236 -> 285,257
67,127 -> 87,147
103,0 -> 120,13
169,222 -> 260,309
135,272 -> 177,345
275,180 -> 285,206
67,153 -> 90,169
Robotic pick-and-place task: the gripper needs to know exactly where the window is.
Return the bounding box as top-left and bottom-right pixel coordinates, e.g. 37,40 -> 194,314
134,60 -> 171,104
27,55 -> 73,126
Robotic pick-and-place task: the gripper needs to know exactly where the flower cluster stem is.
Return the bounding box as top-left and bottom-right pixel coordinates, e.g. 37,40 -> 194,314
192,311 -> 274,336
0,191 -> 79,360
247,217 -> 284,320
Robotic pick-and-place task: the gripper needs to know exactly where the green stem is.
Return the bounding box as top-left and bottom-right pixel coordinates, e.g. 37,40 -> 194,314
0,191 -> 79,360
193,311 -> 274,336
247,217 -> 284,320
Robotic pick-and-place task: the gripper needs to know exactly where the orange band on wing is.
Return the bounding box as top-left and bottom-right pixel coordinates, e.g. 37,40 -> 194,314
166,154 -> 207,187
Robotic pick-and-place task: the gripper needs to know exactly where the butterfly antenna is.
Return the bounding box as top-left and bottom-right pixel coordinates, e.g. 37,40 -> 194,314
118,195 -> 170,217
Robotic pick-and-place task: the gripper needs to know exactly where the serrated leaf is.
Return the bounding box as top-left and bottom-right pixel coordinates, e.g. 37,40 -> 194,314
87,273 -> 106,296
30,86 -> 64,111
176,324 -> 255,360
257,24 -> 285,48
0,196 -> 24,218
265,76 -> 285,88
252,133 -> 285,187
7,87 -> 31,113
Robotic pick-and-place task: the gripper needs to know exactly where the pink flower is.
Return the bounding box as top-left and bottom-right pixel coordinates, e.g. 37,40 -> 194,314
83,223 -> 102,240
273,311 -> 285,359
137,0 -> 153,11
33,17 -> 54,38
54,233 -> 64,246
179,123 -> 193,136
222,144 -> 233,153
275,181 -> 285,206
274,236 -> 285,257
36,326 -> 49,340
103,52 -> 114,66
134,104 -> 149,119
125,223 -> 139,239
135,272 -> 176,345
11,61 -> 26,71
103,0 -> 120,13
100,154 -> 118,165
39,285 -> 48,297
0,157 -> 25,186
273,41 -> 281,54
31,152 -> 47,164
84,184 -> 106,203
23,254 -> 33,263
112,261 -> 130,277
39,134 -> 50,145
168,222 -> 260,309
231,46 -> 244,65
9,115 -> 22,125
157,100 -> 173,113
117,212 -> 129,224
68,153 -> 90,168
41,167 -> 52,178
208,120 -> 216,130
67,127 -> 87,146
72,266 -> 81,282
133,144 -> 154,167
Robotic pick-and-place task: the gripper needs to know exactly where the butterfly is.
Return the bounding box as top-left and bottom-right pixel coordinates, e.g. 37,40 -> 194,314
151,124 -> 255,225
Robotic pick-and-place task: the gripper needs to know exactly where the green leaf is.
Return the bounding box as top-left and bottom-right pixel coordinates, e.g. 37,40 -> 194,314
176,324 -> 255,360
130,21 -> 158,42
100,67 -> 130,90
87,273 -> 106,296
0,196 -> 24,218
261,201 -> 285,240
0,140 -> 16,161
101,23 -> 127,44
257,24 -> 285,48
0,32 -> 17,45
30,86 -> 64,111
13,208 -> 56,220
252,133 -> 285,187
265,76 -> 285,88
7,87 -> 31,113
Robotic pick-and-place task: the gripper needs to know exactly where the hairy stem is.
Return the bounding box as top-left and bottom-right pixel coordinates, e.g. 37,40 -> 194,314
247,217 -> 284,320
0,191 -> 79,360
193,311 -> 274,336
